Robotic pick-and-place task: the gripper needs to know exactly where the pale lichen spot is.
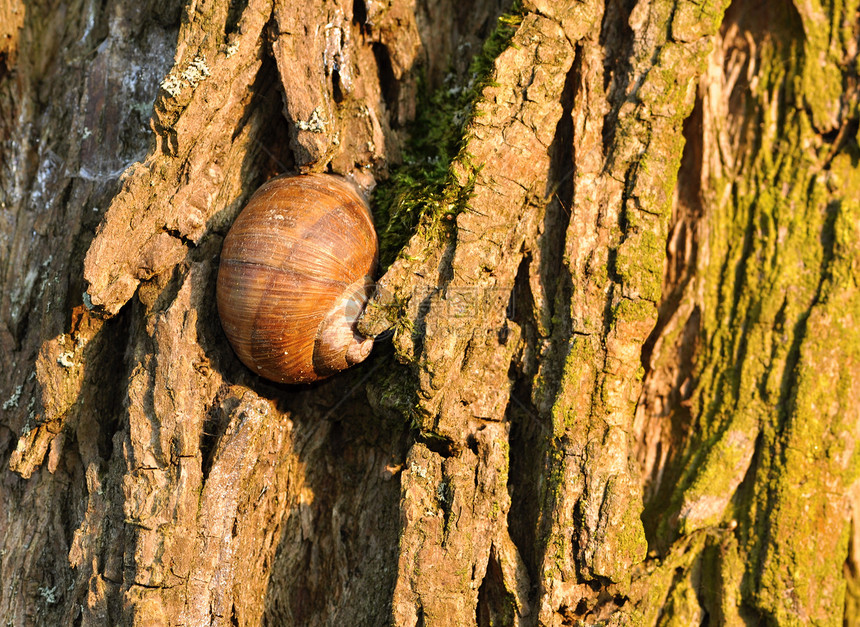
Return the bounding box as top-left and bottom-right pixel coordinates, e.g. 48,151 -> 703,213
296,106 -> 327,133
160,55 -> 212,98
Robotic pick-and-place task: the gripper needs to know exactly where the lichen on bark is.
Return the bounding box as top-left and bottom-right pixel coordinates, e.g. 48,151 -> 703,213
635,0 -> 860,623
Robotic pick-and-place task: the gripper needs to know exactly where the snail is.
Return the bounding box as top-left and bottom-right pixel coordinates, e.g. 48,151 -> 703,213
216,173 -> 378,384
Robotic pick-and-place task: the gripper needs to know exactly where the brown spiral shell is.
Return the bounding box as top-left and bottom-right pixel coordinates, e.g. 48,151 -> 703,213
216,174 -> 378,384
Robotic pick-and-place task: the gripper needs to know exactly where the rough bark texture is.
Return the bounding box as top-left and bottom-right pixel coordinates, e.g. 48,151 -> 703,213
634,2 -> 860,623
1,0 -> 858,624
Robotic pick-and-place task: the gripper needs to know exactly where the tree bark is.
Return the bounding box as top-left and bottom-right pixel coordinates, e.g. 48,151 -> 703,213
1,0 -> 858,625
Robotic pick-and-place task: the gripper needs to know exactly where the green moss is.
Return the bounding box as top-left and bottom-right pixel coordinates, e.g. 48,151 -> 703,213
748,161 -> 860,617
598,476 -> 648,584
645,9 -> 860,617
363,359 -> 419,436
797,7 -> 845,132
615,230 -> 664,302
363,6 -> 530,435
613,297 -> 657,325
371,4 -> 525,268
536,444 -> 570,581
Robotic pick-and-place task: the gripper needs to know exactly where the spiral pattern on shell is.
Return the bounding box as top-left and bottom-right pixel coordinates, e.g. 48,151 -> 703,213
216,174 -> 378,384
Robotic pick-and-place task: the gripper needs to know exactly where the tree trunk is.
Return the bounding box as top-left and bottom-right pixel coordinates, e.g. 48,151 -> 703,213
1,0 -> 858,624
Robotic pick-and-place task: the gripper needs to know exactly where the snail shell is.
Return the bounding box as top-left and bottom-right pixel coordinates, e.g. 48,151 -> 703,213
216,173 -> 378,384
